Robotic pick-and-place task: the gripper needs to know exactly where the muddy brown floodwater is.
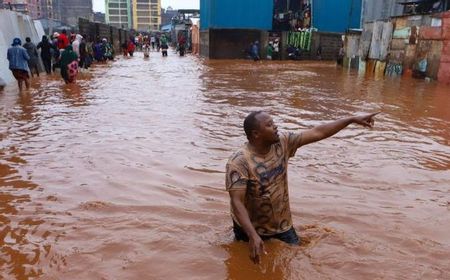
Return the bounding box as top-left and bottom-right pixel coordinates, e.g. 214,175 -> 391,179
1,52 -> 449,280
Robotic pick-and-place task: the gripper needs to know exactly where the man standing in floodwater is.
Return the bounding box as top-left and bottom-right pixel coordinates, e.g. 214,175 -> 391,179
7,38 -> 30,91
226,111 -> 379,264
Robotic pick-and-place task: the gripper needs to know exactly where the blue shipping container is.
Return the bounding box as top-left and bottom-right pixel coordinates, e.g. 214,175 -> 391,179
200,0 -> 274,30
312,0 -> 362,33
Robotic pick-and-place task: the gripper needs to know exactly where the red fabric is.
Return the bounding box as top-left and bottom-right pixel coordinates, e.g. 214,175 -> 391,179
67,60 -> 78,83
127,42 -> 135,52
57,34 -> 70,50
178,36 -> 186,45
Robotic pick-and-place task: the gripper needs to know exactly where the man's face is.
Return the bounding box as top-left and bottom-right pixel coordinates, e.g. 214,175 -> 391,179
254,112 -> 279,144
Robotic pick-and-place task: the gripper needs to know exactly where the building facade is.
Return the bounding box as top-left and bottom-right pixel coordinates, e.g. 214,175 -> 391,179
58,0 -> 93,26
132,0 -> 161,31
4,0 -> 29,14
94,12 -> 106,23
106,0 -> 131,29
161,6 -> 177,26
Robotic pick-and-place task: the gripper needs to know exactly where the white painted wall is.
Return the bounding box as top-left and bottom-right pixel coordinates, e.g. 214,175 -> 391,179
0,10 -> 45,84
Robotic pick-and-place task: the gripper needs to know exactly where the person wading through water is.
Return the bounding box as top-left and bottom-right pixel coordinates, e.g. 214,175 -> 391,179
7,38 -> 30,91
23,37 -> 39,77
60,45 -> 78,84
226,111 -> 379,264
37,35 -> 56,74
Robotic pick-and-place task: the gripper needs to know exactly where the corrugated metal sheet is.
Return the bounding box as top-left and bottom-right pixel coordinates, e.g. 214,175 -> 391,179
359,22 -> 373,59
368,21 -> 392,60
362,0 -> 403,23
369,21 -> 383,59
312,0 -> 362,33
345,34 -> 360,58
200,0 -> 273,30
380,22 -> 393,60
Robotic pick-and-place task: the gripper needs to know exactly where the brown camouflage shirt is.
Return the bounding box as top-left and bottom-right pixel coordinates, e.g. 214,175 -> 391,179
226,132 -> 302,236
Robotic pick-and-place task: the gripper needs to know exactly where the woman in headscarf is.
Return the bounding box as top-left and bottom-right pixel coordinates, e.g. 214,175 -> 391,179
60,45 -> 78,84
7,38 -> 30,91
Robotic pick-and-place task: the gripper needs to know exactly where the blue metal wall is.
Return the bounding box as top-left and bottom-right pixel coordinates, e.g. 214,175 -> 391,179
312,0 -> 362,33
200,0 -> 273,30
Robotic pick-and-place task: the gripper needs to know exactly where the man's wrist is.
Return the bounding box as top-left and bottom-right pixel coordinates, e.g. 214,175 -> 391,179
248,232 -> 260,241
348,116 -> 356,124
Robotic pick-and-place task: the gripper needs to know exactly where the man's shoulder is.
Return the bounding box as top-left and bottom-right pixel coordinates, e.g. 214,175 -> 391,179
279,131 -> 301,142
227,146 -> 248,167
228,148 -> 245,162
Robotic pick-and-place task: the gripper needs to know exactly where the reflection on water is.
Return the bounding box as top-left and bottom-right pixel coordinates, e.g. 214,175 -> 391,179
0,53 -> 449,279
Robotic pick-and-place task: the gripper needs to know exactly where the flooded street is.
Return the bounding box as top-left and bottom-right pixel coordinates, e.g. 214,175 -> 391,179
1,51 -> 449,280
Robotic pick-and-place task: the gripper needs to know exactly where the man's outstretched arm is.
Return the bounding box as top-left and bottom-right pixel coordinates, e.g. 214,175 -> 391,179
298,112 -> 379,147
229,190 -> 265,264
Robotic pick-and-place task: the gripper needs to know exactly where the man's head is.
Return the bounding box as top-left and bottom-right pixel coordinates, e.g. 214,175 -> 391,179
62,29 -> 67,34
12,38 -> 21,46
244,111 -> 279,144
25,37 -> 31,43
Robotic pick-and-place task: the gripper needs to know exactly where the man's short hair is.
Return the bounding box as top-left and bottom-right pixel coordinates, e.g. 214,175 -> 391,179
244,111 -> 263,140
25,37 -> 31,42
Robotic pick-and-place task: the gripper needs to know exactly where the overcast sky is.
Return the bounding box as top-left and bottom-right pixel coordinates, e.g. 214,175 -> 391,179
93,0 -> 199,13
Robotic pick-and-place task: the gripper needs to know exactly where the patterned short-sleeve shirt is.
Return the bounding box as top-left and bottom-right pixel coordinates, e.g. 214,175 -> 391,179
226,132 -> 302,236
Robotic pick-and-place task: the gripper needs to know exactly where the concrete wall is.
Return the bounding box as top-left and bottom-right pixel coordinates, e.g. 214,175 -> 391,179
311,32 -> 343,60
0,10 -> 45,84
200,30 -> 210,58
206,29 -> 262,59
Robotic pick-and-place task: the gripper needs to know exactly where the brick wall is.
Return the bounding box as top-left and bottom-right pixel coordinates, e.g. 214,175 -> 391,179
311,32 -> 343,60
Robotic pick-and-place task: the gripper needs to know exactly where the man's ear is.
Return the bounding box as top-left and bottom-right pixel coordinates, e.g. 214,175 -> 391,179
251,129 -> 260,140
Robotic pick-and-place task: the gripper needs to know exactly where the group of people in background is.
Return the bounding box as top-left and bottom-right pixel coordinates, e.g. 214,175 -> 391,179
6,29 -> 118,91
124,34 -> 170,58
245,39 -> 281,61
